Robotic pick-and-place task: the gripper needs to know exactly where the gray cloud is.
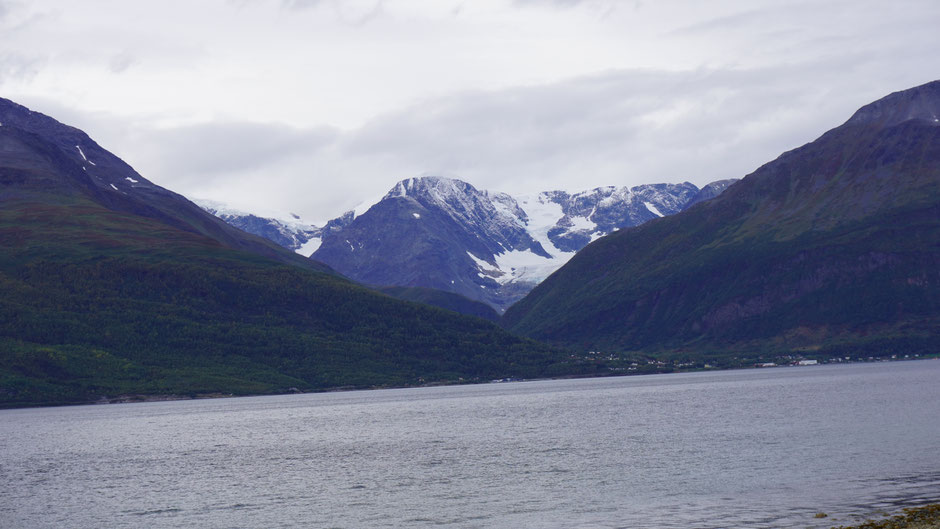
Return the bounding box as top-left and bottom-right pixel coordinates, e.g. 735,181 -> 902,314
108,52 -> 136,74
0,53 -> 43,84
5,0 -> 938,222
281,0 -> 323,9
338,64 -> 880,196
138,122 -> 338,179
513,0 -> 586,7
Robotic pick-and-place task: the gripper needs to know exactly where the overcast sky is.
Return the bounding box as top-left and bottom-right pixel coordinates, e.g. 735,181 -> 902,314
2,0 -> 939,222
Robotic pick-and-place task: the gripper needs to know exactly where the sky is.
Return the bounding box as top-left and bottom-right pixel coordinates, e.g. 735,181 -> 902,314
1,0 -> 939,223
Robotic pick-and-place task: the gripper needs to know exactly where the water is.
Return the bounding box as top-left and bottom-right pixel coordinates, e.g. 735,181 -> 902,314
1,361 -> 938,529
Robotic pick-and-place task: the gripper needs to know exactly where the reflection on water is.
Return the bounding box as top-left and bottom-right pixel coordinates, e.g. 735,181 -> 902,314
1,360 -> 938,529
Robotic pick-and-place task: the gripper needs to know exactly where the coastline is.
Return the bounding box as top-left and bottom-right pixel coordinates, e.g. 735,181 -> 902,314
832,504 -> 940,529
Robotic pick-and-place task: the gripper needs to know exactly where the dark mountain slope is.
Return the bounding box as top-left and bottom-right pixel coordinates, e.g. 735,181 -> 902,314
379,286 -> 501,322
0,98 -> 327,272
0,100 -> 576,407
503,81 -> 940,356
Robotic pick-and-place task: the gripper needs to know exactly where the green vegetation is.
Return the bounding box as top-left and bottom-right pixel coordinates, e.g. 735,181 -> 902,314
503,92 -> 940,358
379,285 -> 501,322
0,199 -> 584,408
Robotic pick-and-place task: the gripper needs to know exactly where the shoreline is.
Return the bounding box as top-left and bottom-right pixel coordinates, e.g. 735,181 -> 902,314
831,504 -> 940,529
2,355 -> 938,411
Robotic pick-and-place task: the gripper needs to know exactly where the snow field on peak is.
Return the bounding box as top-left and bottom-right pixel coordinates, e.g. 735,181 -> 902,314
194,198 -> 321,231
470,194 -> 578,285
567,215 -> 598,233
296,236 -> 322,257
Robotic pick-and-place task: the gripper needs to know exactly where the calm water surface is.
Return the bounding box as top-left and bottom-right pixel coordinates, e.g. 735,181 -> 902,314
1,361 -> 939,528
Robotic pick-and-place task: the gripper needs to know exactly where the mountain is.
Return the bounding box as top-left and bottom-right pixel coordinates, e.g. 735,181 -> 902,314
0,99 -> 332,274
378,286 -> 501,322
683,179 -> 738,209
200,177 -> 729,312
0,98 -> 581,407
502,81 -> 940,359
296,177 -> 727,312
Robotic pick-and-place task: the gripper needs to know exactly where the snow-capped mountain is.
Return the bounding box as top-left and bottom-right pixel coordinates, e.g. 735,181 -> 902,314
194,201 -> 354,257
201,176 -> 736,311
317,177 -> 734,311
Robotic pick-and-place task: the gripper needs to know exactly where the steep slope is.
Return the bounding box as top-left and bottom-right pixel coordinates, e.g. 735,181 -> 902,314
0,98 -> 328,273
309,177 -> 713,311
503,81 -> 940,357
503,82 -> 940,355
0,99 -> 577,407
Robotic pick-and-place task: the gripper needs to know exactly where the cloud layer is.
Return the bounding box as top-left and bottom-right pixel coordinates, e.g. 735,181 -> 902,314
2,0 -> 939,222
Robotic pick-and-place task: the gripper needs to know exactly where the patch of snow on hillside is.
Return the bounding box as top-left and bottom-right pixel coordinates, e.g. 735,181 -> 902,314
644,201 -> 664,217
466,251 -> 503,279
353,193 -> 384,219
194,199 -> 251,218
568,215 -> 597,232
493,249 -> 572,285
75,145 -> 87,161
125,177 -> 139,183
412,213 -> 421,219
296,236 -> 322,257
109,183 -> 118,191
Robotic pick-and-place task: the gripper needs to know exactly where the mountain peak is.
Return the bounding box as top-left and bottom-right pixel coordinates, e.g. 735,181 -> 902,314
845,79 -> 940,128
384,175 -> 474,201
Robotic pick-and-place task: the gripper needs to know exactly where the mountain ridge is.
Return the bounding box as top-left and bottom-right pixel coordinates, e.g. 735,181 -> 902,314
502,80 -> 940,356
202,176 -> 734,311
0,97 -> 580,407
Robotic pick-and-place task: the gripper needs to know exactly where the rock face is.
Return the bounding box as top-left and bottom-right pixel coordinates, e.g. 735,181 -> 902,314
309,177 -> 720,311
502,81 -> 940,355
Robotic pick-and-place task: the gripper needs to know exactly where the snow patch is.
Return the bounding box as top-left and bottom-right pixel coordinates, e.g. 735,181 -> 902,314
493,248 -> 574,285
125,177 -> 139,183
109,183 -> 118,191
467,251 -> 503,279
412,213 -> 421,219
75,145 -> 87,161
568,215 -> 596,232
644,201 -> 664,217
296,236 -> 322,257
194,198 -> 323,229
352,193 -> 384,219
346,239 -> 354,251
